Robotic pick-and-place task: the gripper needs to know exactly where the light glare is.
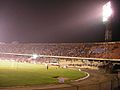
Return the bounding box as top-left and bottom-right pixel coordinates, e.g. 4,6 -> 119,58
103,1 -> 112,22
32,54 -> 38,59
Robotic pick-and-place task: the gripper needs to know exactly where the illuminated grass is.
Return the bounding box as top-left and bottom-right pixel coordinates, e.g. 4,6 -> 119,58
0,60 -> 86,87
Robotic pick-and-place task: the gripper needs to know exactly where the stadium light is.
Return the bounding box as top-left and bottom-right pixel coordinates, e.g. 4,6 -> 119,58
103,1 -> 113,41
103,1 -> 113,22
32,54 -> 38,59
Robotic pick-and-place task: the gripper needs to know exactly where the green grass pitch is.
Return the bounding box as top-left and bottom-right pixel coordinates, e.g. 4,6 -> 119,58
0,60 -> 86,87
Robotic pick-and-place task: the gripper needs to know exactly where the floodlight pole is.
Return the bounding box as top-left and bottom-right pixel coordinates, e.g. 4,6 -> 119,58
104,17 -> 112,62
105,17 -> 112,42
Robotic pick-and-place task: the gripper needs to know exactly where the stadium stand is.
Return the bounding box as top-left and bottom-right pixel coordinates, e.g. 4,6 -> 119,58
0,42 -> 120,59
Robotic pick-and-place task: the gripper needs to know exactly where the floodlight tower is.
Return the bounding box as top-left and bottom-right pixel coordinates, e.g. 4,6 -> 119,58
103,1 -> 113,70
103,1 -> 113,41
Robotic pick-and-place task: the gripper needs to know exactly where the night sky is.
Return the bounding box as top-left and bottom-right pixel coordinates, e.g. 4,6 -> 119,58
0,0 -> 120,43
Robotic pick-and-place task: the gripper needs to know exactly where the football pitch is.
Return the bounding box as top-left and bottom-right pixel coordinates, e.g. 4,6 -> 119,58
0,60 -> 86,87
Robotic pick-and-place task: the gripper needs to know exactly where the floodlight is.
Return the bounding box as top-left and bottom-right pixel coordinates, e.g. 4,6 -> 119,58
103,1 -> 113,22
32,54 -> 38,59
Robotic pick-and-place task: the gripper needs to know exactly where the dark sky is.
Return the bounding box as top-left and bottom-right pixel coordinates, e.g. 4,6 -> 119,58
0,0 -> 119,43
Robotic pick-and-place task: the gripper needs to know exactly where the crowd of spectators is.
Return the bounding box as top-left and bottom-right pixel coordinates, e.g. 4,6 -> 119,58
0,42 -> 120,59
